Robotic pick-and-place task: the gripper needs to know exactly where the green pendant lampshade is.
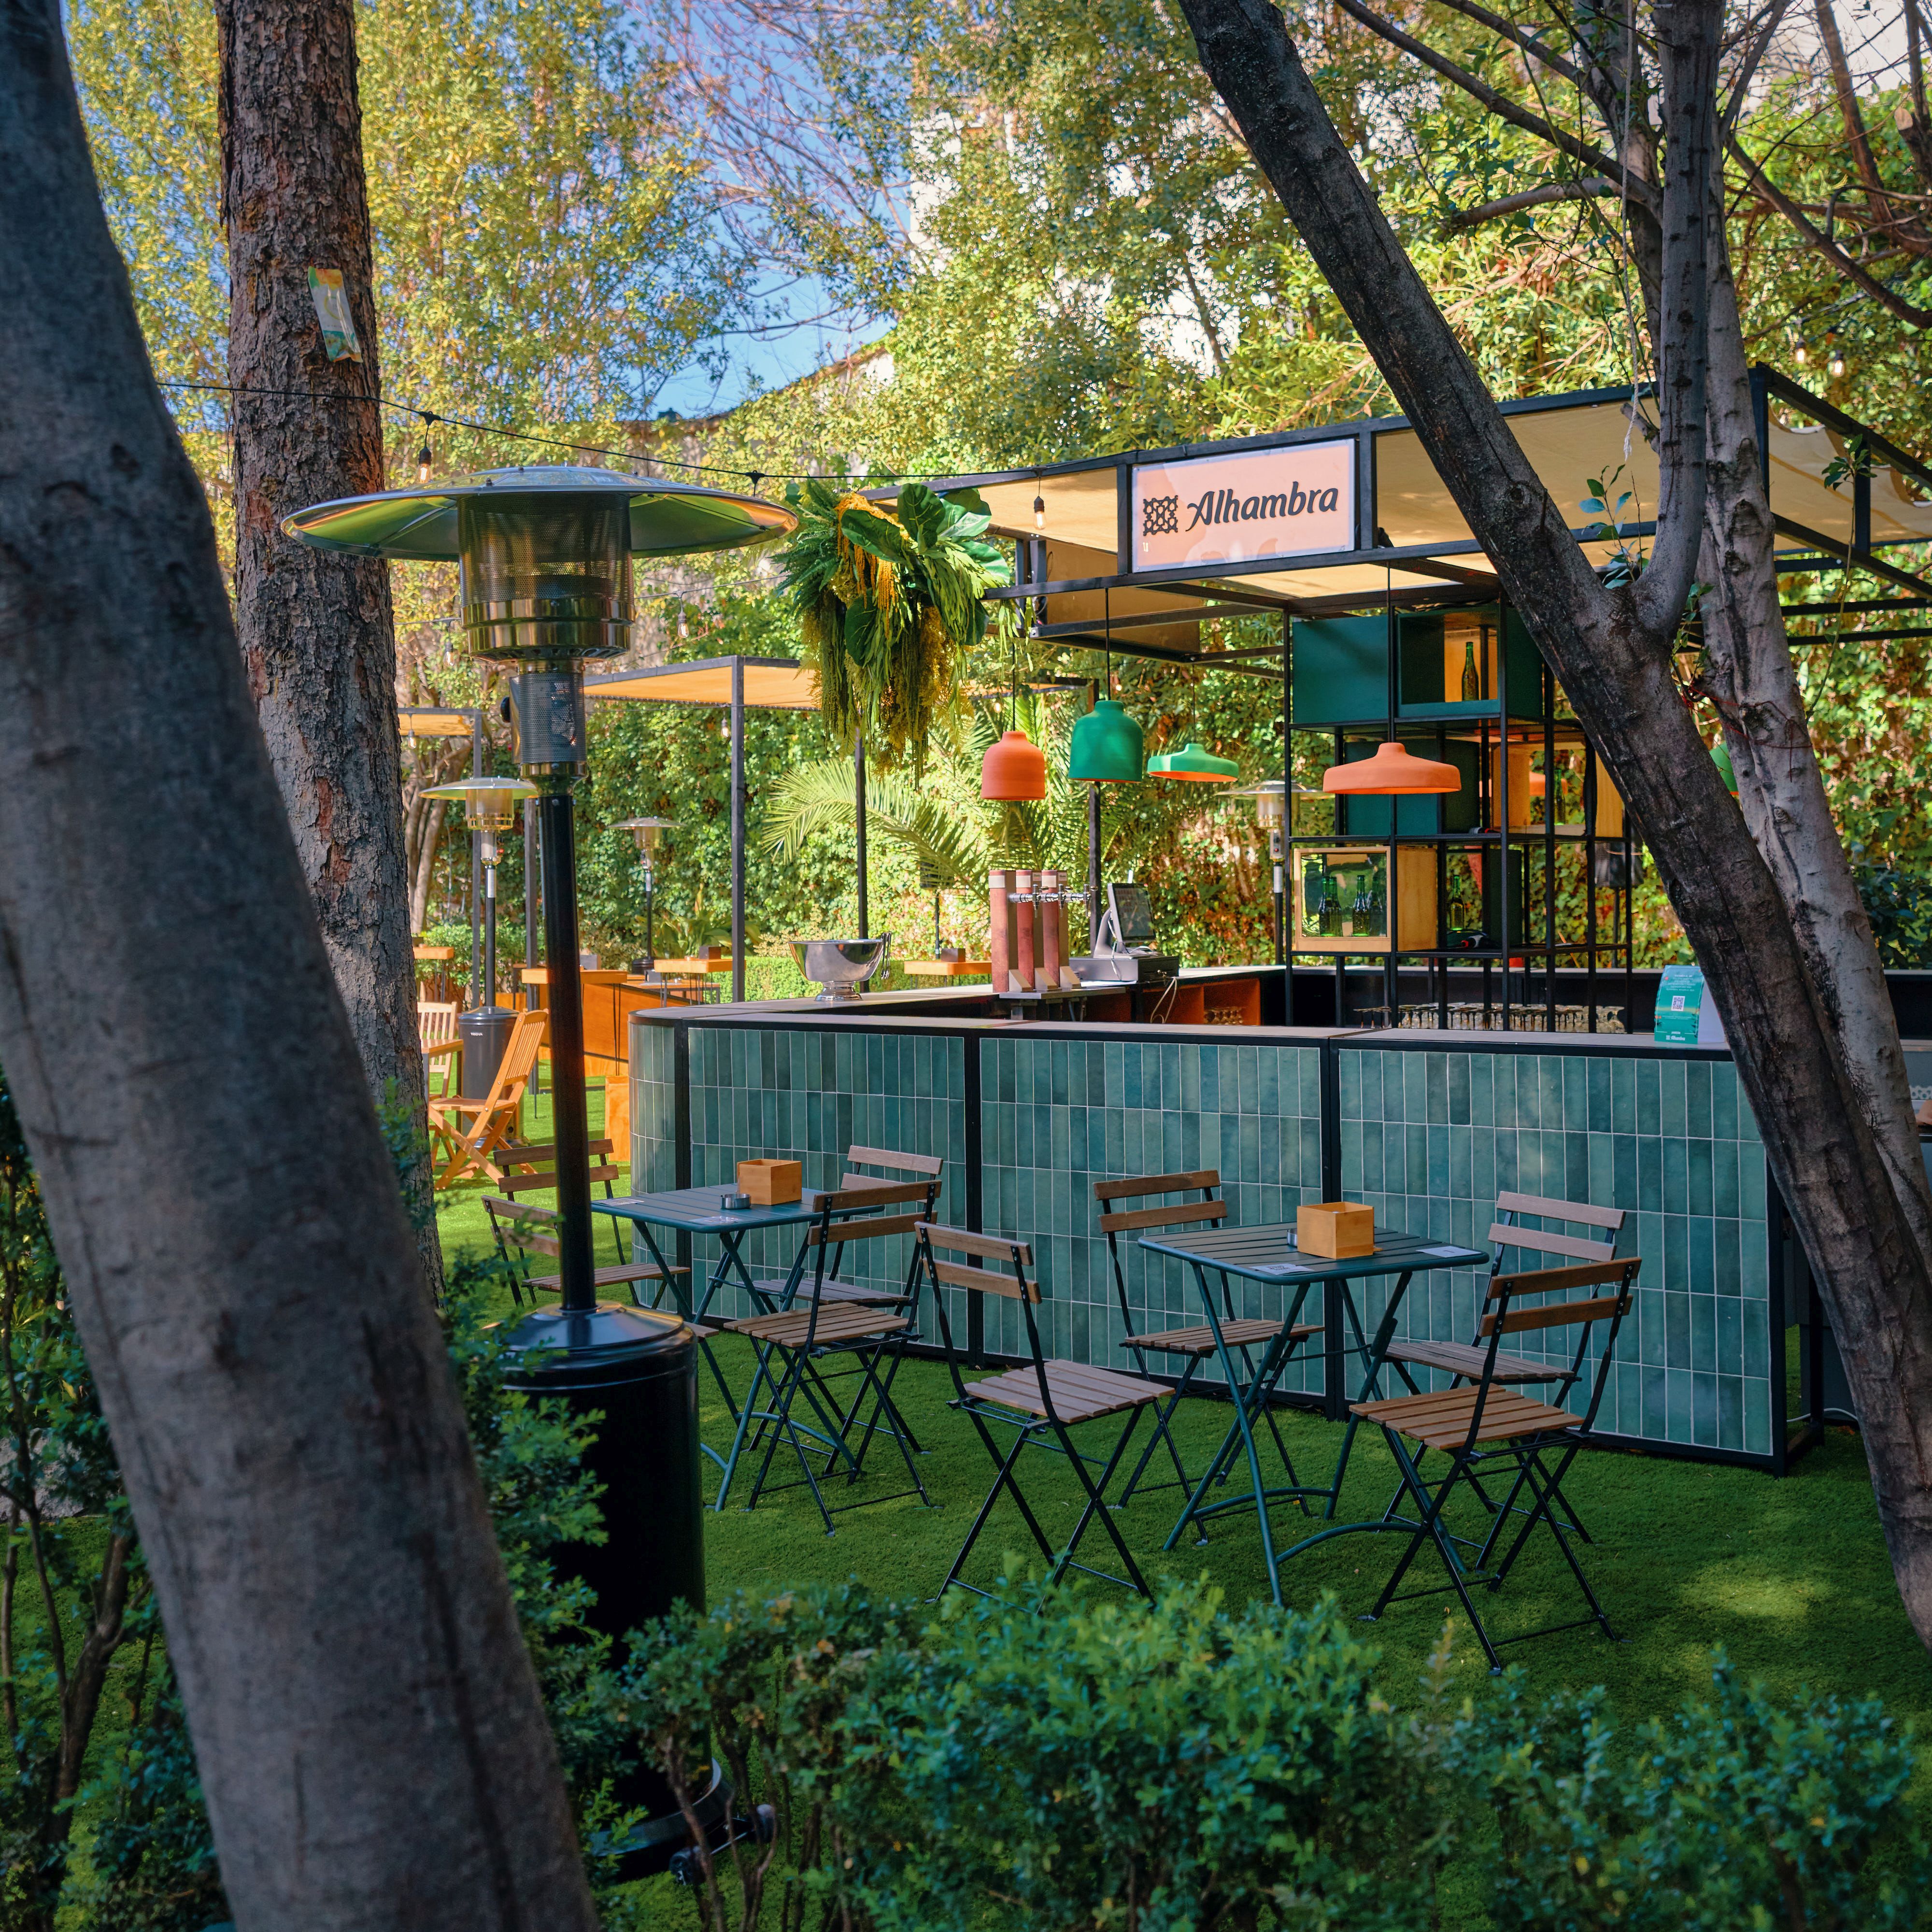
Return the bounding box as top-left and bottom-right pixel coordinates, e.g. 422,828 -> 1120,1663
1711,740 -> 1739,794
1067,697 -> 1145,783
1147,739 -> 1238,782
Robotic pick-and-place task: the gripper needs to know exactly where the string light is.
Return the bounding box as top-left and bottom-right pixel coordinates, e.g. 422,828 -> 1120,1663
414,410 -> 435,483
1034,490 -> 1045,533
1827,331 -> 1848,380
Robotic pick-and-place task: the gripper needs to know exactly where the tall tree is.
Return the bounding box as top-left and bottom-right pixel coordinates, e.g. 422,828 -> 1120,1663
0,1 -> 601,1922
216,0 -> 439,1291
1174,0 -> 1932,1640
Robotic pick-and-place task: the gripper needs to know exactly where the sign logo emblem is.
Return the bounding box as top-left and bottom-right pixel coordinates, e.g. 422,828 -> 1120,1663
1130,441 -> 1355,569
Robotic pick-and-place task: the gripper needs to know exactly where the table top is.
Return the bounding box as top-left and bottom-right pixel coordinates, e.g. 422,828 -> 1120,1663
593,1185 -> 829,1233
1138,1222 -> 1489,1282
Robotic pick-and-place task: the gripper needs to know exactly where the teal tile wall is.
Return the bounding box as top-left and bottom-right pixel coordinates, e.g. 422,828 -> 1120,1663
675,1025 -> 968,1322
977,1036 -> 1329,1392
629,1017 -> 679,1194
1337,1046 -> 1772,1455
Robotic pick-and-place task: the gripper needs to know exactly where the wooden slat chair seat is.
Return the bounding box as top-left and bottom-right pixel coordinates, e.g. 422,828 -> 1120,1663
917,1222 -> 1164,1600
1094,1169 -> 1316,1509
426,1008 -> 548,1189
713,1180 -> 938,1530
483,1195 -> 688,1311
1382,1191 -> 1626,1540
1352,1256 -> 1641,1673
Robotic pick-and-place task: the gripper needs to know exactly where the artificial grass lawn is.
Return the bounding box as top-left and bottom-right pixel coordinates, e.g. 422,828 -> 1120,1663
439,1126 -> 1932,1917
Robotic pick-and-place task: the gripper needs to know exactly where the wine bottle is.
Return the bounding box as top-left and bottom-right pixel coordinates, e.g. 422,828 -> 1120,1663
1460,637 -> 1481,702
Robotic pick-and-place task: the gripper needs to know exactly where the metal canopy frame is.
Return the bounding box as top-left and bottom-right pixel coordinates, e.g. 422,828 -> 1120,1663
584,656 -> 821,1002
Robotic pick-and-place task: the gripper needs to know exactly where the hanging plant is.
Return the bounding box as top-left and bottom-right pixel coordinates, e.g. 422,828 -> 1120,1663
779,477 -> 1014,770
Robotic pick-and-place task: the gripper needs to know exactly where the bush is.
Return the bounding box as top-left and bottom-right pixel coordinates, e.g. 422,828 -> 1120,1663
626,1580 -> 1932,1932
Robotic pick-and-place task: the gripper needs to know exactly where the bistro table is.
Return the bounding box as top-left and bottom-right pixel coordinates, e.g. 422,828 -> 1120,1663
592,1183 -> 902,1506
1135,1222 -> 1491,1604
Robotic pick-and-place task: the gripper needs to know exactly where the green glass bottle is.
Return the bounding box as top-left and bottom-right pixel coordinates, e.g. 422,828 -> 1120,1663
1460,637 -> 1481,702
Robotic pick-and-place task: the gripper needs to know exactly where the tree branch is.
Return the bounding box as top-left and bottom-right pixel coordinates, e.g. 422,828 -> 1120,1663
1635,0 -> 1719,639
1726,132 -> 1932,323
1327,0 -> 1660,206
1813,0 -> 1892,215
1443,178 -> 1618,227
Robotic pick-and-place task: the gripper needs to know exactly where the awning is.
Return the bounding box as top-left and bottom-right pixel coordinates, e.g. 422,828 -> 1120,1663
585,655 -> 820,710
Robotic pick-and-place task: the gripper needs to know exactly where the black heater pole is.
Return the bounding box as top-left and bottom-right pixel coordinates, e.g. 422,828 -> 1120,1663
468,713 -> 483,1006
537,783 -> 595,1312
524,796 -> 540,1005
855,731 -> 868,936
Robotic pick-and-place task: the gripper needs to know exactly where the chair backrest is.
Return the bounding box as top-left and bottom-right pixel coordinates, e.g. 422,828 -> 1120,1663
418,1000 -> 460,1049
843,1144 -> 945,1196
1472,1256 -> 1642,1436
1487,1191 -> 1624,1278
483,1197 -> 562,1279
1093,1171 -> 1225,1328
806,1180 -> 937,1250
916,1221 -> 1055,1417
496,1160 -> 626,1200
477,1009 -> 548,1114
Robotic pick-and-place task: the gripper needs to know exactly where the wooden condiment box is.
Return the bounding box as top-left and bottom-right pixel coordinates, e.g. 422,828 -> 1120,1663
1296,1200 -> 1375,1258
737,1158 -> 802,1206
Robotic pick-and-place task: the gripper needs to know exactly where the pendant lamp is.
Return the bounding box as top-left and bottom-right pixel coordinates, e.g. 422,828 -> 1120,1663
1321,740 -> 1462,795
1067,697 -> 1144,783
981,728 -> 1048,800
1147,740 -> 1238,782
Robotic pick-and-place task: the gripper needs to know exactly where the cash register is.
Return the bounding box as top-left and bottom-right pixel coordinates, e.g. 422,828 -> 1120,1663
1071,883 -> 1180,1015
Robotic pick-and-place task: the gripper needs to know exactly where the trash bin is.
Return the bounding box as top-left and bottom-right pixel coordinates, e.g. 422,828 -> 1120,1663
501,1302 -> 719,1870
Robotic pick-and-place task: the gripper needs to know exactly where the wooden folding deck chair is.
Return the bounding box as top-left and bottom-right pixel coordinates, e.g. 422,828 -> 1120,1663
1382,1190 -> 1626,1543
426,1007 -> 546,1188
715,1182 -> 936,1532
1352,1255 -> 1641,1672
1095,1169 -> 1319,1509
917,1221 -> 1166,1599
483,1195 -> 692,1310
418,1001 -> 461,1098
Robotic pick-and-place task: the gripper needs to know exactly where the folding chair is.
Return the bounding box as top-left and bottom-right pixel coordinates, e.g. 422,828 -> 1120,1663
916,1221 -> 1166,1599
1352,1255 -> 1641,1672
716,1183 -> 935,1533
417,1001 -> 461,1098
1094,1170 -> 1319,1509
482,1196 -> 693,1311
426,1008 -> 547,1188
492,1138 -> 634,1266
1383,1190 -> 1625,1542
741,1145 -> 945,1308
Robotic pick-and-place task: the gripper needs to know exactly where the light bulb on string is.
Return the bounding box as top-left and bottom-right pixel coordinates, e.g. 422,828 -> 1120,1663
414,411 -> 436,483
1827,332 -> 1848,380
1034,490 -> 1045,533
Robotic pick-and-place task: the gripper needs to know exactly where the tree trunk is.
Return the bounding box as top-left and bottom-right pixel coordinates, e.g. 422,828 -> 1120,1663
1175,0 -> 1932,1643
0,8 -> 601,1925
1693,242 -> 1932,1268
218,0 -> 440,1297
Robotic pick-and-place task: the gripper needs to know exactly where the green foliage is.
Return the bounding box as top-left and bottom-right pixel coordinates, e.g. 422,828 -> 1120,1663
1467,1656 -> 1931,1929
779,479 -> 1012,770
1850,852 -> 1932,971
626,1579 -> 1932,1932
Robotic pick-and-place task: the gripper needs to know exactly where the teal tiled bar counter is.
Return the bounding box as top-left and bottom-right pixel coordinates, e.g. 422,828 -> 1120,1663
631,1002 -> 1790,1472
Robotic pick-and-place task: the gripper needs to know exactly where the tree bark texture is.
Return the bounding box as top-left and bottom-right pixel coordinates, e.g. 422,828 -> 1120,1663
1692,246 -> 1932,1270
0,7 -> 601,1924
1175,0 -> 1932,1642
217,0 -> 440,1295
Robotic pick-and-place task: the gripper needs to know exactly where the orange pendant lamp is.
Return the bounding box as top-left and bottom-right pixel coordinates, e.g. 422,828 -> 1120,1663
1321,740 -> 1462,795
981,728 -> 1048,801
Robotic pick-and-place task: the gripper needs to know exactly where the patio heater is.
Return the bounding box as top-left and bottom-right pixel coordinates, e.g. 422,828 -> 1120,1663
285,464 -> 794,1871
423,776 -> 536,1094
1233,782 -> 1287,963
614,816 -> 674,971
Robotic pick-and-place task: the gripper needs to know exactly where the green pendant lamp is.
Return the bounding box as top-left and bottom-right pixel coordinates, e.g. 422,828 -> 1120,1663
1067,594 -> 1145,782
1147,739 -> 1239,782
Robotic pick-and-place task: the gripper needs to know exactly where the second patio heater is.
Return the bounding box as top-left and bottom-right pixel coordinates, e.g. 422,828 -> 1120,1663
614,816 -> 675,971
285,464 -> 794,1873
424,776 -> 536,1094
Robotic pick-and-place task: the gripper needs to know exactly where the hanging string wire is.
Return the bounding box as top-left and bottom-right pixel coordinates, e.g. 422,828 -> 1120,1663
157,376 -> 999,491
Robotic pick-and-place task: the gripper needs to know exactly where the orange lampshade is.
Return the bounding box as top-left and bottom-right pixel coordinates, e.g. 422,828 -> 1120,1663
1321,740 -> 1462,796
981,728 -> 1048,801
